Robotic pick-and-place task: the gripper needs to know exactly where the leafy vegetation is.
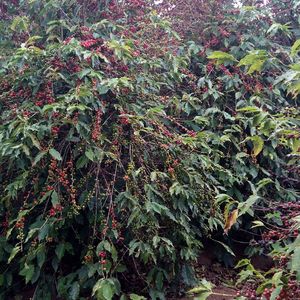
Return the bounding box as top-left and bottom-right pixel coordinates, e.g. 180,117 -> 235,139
0,0 -> 299,299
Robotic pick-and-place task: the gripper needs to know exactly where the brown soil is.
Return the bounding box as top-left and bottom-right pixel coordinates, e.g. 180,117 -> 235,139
208,287 -> 237,300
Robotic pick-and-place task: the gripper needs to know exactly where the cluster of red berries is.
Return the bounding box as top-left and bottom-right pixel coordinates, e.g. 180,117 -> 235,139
261,202 -> 300,243
117,64 -> 129,72
81,39 -> 99,49
50,57 -> 65,70
219,27 -> 230,37
8,87 -> 31,100
1,214 -> 9,229
34,82 -> 55,107
274,254 -> 289,268
219,64 -> 232,77
0,1 -> 19,19
164,115 -> 197,137
206,62 -> 214,73
49,204 -> 63,217
255,82 -> 264,93
127,0 -> 145,9
22,110 -> 31,118
57,169 -> 69,187
98,251 -> 107,269
100,203 -> 120,241
15,217 -> 25,229
119,115 -> 130,126
49,159 -> 68,188
105,0 -> 126,20
167,158 -> 179,176
51,126 -> 60,136
109,205 -> 118,230
78,0 -> 99,13
48,159 -> 77,205
262,229 -> 290,241
161,126 -> 173,138
236,281 -> 258,299
63,35 -> 74,45
72,112 -> 79,125
83,254 -> 93,263
50,56 -> 81,74
205,36 -> 219,49
92,109 -> 103,141
0,80 -> 10,92
277,201 -> 300,211
262,280 -> 300,300
236,280 -> 300,300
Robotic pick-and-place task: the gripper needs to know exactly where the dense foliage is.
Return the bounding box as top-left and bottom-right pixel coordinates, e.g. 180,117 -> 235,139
0,0 -> 299,299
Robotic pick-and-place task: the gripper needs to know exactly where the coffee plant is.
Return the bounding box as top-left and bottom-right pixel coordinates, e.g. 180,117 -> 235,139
0,0 -> 299,299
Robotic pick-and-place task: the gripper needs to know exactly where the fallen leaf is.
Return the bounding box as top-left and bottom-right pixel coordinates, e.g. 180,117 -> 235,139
224,209 -> 239,235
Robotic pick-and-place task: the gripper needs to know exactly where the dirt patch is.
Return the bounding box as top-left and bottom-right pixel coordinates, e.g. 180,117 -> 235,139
208,287 -> 236,300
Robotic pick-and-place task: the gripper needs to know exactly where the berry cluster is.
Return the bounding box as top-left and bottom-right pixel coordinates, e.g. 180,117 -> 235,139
92,109 -> 103,141
237,200 -> 300,299
219,27 -> 230,37
48,159 -> 77,205
80,39 -> 101,49
34,82 -> 55,107
219,64 -> 232,77
8,87 -> 31,101
98,251 -> 107,269
15,217 -> 25,229
236,283 -> 257,299
49,204 -> 63,217
119,115 -> 130,126
51,126 -> 60,136
262,280 -> 300,300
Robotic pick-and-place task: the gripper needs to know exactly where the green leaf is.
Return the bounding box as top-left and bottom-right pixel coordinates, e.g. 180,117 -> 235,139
78,68 -> 91,79
238,195 -> 260,217
69,282 -> 80,300
247,136 -> 264,157
85,148 -> 95,161
257,178 -> 273,190
235,259 -> 251,269
111,244 -> 118,262
207,51 -> 236,65
291,246 -> 300,280
248,60 -> 265,74
28,134 -> 41,149
193,292 -> 213,300
55,243 -> 65,260
270,286 -> 282,300
155,271 -> 164,291
8,246 -> 21,263
251,220 -> 265,229
51,190 -> 59,206
237,106 -> 261,113
271,271 -> 283,286
212,239 -> 235,257
19,263 -> 35,284
181,264 -> 197,286
33,151 -> 47,166
187,279 -> 213,300
238,50 -> 268,74
25,228 -> 39,242
291,39 -> 300,56
92,279 -> 114,300
11,16 -> 29,32
256,280 -> 272,294
129,294 -> 147,300
38,223 -> 49,241
49,148 -> 62,161
37,245 -> 46,268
